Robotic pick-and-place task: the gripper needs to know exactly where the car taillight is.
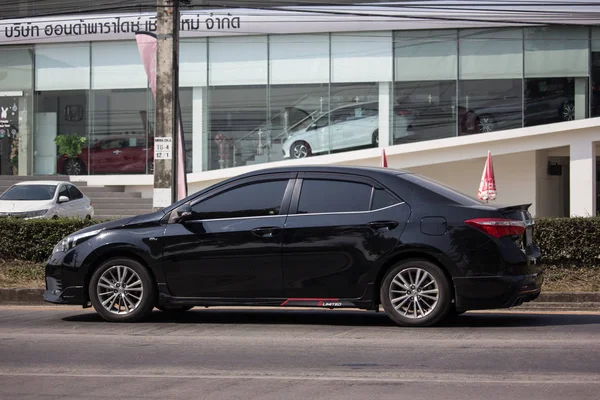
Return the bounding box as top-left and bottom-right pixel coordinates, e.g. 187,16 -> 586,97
465,218 -> 526,238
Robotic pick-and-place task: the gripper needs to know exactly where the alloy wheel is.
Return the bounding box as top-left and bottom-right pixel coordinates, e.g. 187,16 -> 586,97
292,143 -> 309,159
478,116 -> 495,133
562,103 -> 575,121
96,265 -> 144,315
64,159 -> 82,175
388,267 -> 439,319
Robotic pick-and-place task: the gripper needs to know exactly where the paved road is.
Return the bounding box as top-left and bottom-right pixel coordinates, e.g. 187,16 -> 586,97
0,306 -> 599,400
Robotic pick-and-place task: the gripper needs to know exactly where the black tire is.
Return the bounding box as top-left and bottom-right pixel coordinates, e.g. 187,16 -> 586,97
380,259 -> 452,327
290,141 -> 312,159
372,129 -> 379,146
63,158 -> 85,175
89,258 -> 156,323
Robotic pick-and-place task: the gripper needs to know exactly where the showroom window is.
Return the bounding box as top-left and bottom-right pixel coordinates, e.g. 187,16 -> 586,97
0,46 -> 34,177
208,36 -> 268,171
524,27 -> 589,127
458,28 -> 523,135
394,30 -> 458,144
591,28 -> 600,118
35,43 -> 90,176
90,41 -> 151,175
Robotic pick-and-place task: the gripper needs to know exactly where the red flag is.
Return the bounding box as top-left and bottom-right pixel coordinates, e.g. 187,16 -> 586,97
381,148 -> 388,168
135,32 -> 188,201
478,151 -> 497,201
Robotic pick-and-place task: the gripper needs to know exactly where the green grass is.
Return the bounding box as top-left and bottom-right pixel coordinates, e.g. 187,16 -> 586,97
0,261 -> 598,292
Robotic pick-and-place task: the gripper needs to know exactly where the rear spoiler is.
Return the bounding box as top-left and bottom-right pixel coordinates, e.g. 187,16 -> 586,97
498,204 -> 533,223
498,204 -> 532,213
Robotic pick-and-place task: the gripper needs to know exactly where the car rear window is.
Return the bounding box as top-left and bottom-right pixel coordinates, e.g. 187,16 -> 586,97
0,185 -> 57,201
401,173 -> 484,206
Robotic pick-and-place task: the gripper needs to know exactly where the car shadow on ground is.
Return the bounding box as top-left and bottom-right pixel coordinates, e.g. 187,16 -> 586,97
62,308 -> 600,328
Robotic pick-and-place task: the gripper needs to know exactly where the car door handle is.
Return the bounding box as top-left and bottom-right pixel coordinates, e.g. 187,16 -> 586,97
368,221 -> 399,230
251,227 -> 282,238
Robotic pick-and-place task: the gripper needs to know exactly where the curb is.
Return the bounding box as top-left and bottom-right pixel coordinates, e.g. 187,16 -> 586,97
1,289 -> 599,309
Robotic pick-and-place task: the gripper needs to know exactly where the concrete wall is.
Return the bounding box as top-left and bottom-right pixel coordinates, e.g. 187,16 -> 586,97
406,151 -> 539,216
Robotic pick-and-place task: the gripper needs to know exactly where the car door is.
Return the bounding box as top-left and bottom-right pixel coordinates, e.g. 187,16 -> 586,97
66,184 -> 87,218
327,107 -> 352,151
91,139 -> 125,174
161,173 -> 296,298
344,103 -> 379,147
282,173 -> 411,299
54,184 -> 73,217
120,137 -> 146,173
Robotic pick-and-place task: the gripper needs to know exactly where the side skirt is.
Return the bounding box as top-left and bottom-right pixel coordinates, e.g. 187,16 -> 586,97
157,284 -> 375,310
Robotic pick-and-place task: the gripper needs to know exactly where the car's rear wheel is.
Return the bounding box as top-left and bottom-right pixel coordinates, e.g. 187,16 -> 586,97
478,114 -> 496,133
291,141 -> 311,159
63,158 -> 84,175
380,259 -> 451,327
89,258 -> 156,322
372,129 -> 379,146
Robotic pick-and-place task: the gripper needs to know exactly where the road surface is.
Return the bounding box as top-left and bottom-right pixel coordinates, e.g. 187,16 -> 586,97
0,306 -> 599,399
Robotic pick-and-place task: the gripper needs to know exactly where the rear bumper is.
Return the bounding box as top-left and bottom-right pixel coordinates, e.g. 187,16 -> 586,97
453,271 -> 544,311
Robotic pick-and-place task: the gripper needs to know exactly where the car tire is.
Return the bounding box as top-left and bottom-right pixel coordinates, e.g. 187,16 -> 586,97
63,158 -> 85,175
561,101 -> 575,121
85,215 -> 91,220
380,259 -> 452,327
89,258 -> 156,323
372,129 -> 379,147
477,114 -> 496,133
156,305 -> 194,313
290,141 -> 311,159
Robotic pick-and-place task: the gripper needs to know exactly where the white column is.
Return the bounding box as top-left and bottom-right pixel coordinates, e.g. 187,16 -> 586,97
574,77 -> 587,120
378,82 -> 391,147
192,87 -> 208,172
569,139 -> 597,217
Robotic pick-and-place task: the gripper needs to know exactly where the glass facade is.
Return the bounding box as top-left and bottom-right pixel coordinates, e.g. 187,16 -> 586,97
0,26 -> 598,175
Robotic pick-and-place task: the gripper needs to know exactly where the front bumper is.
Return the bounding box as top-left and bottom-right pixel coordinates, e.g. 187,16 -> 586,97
453,270 -> 544,311
44,252 -> 88,306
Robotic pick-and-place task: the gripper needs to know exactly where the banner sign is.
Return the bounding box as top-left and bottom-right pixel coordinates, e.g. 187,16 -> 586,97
1,1 -> 591,46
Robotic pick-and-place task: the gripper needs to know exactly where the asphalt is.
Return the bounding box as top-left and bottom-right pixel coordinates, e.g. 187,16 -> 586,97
0,306 -> 599,399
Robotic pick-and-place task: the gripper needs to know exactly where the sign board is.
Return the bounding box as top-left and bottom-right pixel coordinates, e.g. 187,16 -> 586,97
154,137 -> 172,160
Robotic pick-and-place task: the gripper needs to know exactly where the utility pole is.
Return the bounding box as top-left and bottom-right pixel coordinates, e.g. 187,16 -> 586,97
153,0 -> 179,210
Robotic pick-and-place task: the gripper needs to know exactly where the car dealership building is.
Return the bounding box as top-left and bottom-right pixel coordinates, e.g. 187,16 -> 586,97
0,0 -> 598,216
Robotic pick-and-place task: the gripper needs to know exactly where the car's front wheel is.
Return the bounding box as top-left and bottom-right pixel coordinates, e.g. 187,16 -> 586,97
380,259 -> 452,327
63,158 -> 85,175
89,258 -> 156,322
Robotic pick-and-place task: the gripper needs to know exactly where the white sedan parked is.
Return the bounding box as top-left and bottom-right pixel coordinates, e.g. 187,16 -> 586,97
0,181 -> 94,220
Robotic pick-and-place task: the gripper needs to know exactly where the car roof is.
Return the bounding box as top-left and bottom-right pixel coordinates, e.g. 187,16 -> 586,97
235,165 -> 409,179
14,180 -> 67,186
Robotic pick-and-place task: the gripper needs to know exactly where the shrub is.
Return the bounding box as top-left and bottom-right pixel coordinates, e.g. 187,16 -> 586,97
0,218 -> 99,263
54,134 -> 86,158
534,217 -> 600,268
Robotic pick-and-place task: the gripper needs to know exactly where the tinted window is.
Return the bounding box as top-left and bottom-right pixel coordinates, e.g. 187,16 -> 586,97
192,180 -> 288,220
0,185 -> 57,201
298,180 -> 372,214
68,185 -> 84,200
371,189 -> 399,210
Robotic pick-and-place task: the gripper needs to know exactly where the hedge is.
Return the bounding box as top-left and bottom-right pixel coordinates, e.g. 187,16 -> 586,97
0,216 -> 599,267
0,218 -> 100,263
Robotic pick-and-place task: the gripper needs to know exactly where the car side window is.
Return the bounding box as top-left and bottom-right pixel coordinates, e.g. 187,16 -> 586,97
67,185 -> 84,200
371,188 -> 400,210
58,185 -> 70,201
297,179 -> 372,214
191,180 -> 289,220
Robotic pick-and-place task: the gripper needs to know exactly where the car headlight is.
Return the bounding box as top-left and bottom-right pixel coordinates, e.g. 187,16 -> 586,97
24,209 -> 48,219
53,229 -> 104,254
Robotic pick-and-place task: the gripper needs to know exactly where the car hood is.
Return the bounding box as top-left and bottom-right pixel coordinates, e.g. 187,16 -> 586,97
73,210 -> 166,235
0,200 -> 52,212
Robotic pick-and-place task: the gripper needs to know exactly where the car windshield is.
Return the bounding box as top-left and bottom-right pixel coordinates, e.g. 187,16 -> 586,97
0,185 -> 57,201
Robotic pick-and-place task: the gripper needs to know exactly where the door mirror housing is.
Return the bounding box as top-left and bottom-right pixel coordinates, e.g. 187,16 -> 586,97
58,195 -> 70,204
176,204 -> 194,222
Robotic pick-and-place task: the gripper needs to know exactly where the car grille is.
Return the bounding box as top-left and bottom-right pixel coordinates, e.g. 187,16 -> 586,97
0,212 -> 26,218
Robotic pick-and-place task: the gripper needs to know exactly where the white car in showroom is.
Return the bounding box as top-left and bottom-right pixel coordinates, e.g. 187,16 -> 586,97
282,102 -> 415,159
0,181 -> 94,220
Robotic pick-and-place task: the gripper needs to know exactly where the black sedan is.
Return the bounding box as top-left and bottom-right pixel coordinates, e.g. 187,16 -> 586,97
44,165 -> 543,327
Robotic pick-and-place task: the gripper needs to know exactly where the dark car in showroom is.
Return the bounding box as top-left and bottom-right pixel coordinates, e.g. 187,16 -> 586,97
44,166 -> 542,327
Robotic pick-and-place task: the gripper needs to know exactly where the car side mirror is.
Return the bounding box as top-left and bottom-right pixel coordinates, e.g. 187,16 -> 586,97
176,204 -> 194,222
58,195 -> 69,204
